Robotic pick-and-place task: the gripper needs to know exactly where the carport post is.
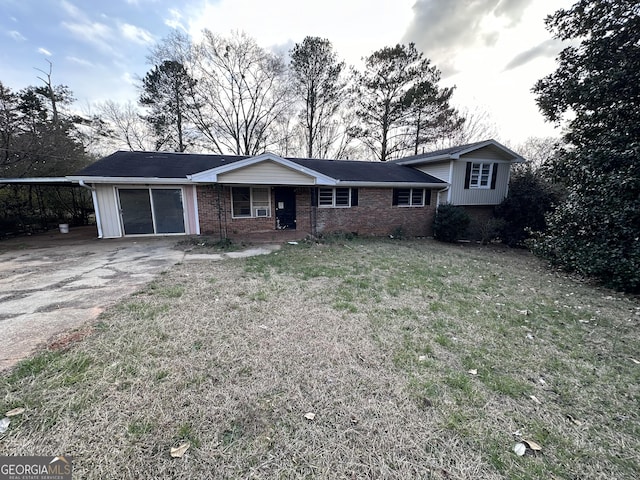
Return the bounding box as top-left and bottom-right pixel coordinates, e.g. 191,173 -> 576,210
78,180 -> 102,238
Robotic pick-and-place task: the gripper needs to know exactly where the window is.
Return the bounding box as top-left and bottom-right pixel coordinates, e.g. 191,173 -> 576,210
393,188 -> 429,207
470,162 -> 493,188
232,187 -> 271,218
318,187 -> 356,207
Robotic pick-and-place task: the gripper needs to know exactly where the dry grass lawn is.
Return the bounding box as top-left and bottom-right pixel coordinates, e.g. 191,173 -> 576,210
1,237 -> 639,479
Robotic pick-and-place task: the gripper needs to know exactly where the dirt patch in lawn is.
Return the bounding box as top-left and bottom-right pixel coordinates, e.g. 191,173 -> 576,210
1,238 -> 638,479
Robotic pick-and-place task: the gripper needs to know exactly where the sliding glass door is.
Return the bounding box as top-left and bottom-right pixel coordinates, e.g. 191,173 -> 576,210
118,187 -> 185,235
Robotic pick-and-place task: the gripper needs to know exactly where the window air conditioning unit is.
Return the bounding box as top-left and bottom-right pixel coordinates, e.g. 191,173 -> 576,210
255,208 -> 269,217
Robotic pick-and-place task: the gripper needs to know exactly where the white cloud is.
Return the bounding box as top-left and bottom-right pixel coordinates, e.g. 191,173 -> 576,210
121,71 -> 137,86
38,47 -> 52,56
7,30 -> 26,41
181,0 -> 414,67
60,0 -> 85,20
62,20 -> 115,54
120,23 -> 155,45
67,56 -> 94,67
165,8 -> 186,31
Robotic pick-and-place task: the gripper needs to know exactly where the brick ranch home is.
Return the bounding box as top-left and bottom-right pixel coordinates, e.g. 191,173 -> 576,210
63,139 -> 523,240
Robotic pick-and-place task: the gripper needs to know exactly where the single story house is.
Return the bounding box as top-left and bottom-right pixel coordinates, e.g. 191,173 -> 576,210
3,139 -> 524,240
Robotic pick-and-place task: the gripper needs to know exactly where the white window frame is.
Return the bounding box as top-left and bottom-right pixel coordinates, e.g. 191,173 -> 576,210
470,162 -> 493,189
318,187 -> 353,208
231,186 -> 271,218
395,188 -> 426,207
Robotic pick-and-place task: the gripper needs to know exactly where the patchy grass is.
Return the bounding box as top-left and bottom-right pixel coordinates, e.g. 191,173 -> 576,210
174,235 -> 246,253
1,238 -> 638,479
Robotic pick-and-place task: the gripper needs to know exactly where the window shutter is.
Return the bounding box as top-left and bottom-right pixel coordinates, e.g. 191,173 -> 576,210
392,188 -> 399,206
351,188 -> 358,207
490,163 -> 498,189
425,189 -> 431,205
311,187 -> 318,207
464,162 -> 472,189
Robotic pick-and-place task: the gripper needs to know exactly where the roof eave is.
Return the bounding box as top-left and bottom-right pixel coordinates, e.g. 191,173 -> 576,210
67,176 -> 193,184
0,177 -> 74,185
336,181 -> 449,188
393,155 -> 453,166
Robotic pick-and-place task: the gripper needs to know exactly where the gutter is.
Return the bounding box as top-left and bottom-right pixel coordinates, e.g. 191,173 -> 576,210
436,186 -> 450,207
334,181 -> 448,188
77,180 -> 103,239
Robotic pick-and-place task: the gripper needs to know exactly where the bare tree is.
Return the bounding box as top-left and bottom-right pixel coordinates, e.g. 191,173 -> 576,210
512,136 -> 563,177
189,30 -> 293,155
96,101 -> 155,151
433,106 -> 499,149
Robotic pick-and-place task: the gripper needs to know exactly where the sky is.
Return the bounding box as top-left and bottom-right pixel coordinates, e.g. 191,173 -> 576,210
0,0 -> 575,148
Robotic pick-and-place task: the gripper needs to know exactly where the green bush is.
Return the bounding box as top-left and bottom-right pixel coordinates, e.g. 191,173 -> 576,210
433,204 -> 470,243
531,174 -> 640,293
494,170 -> 563,247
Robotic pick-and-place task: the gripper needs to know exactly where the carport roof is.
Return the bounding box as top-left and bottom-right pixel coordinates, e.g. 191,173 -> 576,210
0,177 -> 76,187
72,151 -> 446,185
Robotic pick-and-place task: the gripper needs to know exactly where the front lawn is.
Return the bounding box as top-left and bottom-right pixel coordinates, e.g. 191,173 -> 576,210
1,238 -> 638,479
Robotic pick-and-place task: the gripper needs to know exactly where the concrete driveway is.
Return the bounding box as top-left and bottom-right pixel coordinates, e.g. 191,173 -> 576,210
0,227 -> 279,371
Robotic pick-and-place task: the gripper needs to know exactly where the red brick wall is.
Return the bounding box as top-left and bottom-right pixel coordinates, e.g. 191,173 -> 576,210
315,188 -> 436,237
196,186 -> 437,238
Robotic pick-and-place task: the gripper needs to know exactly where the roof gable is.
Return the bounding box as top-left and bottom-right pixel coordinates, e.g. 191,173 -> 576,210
189,152 -> 337,185
392,139 -> 525,166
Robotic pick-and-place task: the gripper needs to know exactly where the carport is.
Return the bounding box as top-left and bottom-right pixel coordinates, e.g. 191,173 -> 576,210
0,177 -> 97,238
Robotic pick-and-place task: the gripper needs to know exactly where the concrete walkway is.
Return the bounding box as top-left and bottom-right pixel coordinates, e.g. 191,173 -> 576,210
0,228 -> 279,371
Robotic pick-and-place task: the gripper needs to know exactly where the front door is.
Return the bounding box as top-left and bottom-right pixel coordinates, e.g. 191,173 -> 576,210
274,187 -> 296,230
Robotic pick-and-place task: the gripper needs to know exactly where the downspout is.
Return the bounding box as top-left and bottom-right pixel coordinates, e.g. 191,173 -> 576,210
79,180 -> 103,239
436,186 -> 450,208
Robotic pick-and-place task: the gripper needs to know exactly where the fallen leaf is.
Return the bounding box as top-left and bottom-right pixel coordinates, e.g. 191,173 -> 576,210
513,442 -> 526,456
0,417 -> 10,433
5,407 -> 25,417
566,414 -> 583,426
468,369 -> 478,375
529,395 -> 542,405
170,442 -> 190,458
304,412 -> 316,421
523,439 -> 542,451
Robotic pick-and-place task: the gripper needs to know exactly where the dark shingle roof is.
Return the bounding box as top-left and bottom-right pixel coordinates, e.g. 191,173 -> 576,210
73,151 -> 445,184
74,151 -> 250,178
288,157 -> 443,183
389,140 -> 493,163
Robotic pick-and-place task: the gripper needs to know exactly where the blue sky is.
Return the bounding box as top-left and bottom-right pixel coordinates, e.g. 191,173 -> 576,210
0,0 -> 575,145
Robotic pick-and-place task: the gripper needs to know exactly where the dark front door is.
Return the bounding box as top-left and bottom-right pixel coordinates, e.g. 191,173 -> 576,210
274,187 -> 296,230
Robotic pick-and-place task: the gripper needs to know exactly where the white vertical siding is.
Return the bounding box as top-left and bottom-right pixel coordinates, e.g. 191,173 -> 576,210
450,160 -> 511,205
183,185 -> 199,235
416,161 -> 451,182
95,185 -> 122,238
